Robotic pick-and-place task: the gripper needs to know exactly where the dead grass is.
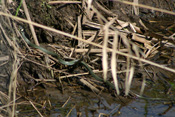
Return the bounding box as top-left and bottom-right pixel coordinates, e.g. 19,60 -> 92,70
0,0 -> 175,116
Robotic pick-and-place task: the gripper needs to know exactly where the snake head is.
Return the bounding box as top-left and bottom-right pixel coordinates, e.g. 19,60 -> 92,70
19,26 -> 24,32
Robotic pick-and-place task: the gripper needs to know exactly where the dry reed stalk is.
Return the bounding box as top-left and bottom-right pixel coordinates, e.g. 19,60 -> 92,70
1,0 -> 175,101
80,78 -> 100,93
7,34 -> 22,117
102,21 -> 109,82
1,12 -> 175,92
0,91 -> 9,107
48,1 -> 82,4
111,31 -> 120,94
62,96 -> 71,108
0,14 -> 22,117
22,0 -> 39,46
125,66 -> 134,95
116,0 -> 175,16
133,0 -> 139,15
78,15 -> 83,47
29,101 -> 44,117
66,105 -> 76,117
0,56 -> 9,62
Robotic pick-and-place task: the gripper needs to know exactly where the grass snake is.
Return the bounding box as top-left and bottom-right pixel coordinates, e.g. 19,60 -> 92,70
20,26 -> 115,90
20,27 -> 171,100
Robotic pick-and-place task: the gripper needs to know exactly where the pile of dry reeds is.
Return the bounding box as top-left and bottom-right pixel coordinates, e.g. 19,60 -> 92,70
0,0 -> 175,116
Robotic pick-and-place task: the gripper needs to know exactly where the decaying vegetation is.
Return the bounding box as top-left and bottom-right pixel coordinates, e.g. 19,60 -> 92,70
0,0 -> 175,116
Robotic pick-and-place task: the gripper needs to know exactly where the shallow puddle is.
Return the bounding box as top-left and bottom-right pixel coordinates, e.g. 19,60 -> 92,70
17,82 -> 175,117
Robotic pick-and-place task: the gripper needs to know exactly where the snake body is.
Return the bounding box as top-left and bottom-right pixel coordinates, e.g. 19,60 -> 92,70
20,27 -> 170,100
20,27 -> 115,89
